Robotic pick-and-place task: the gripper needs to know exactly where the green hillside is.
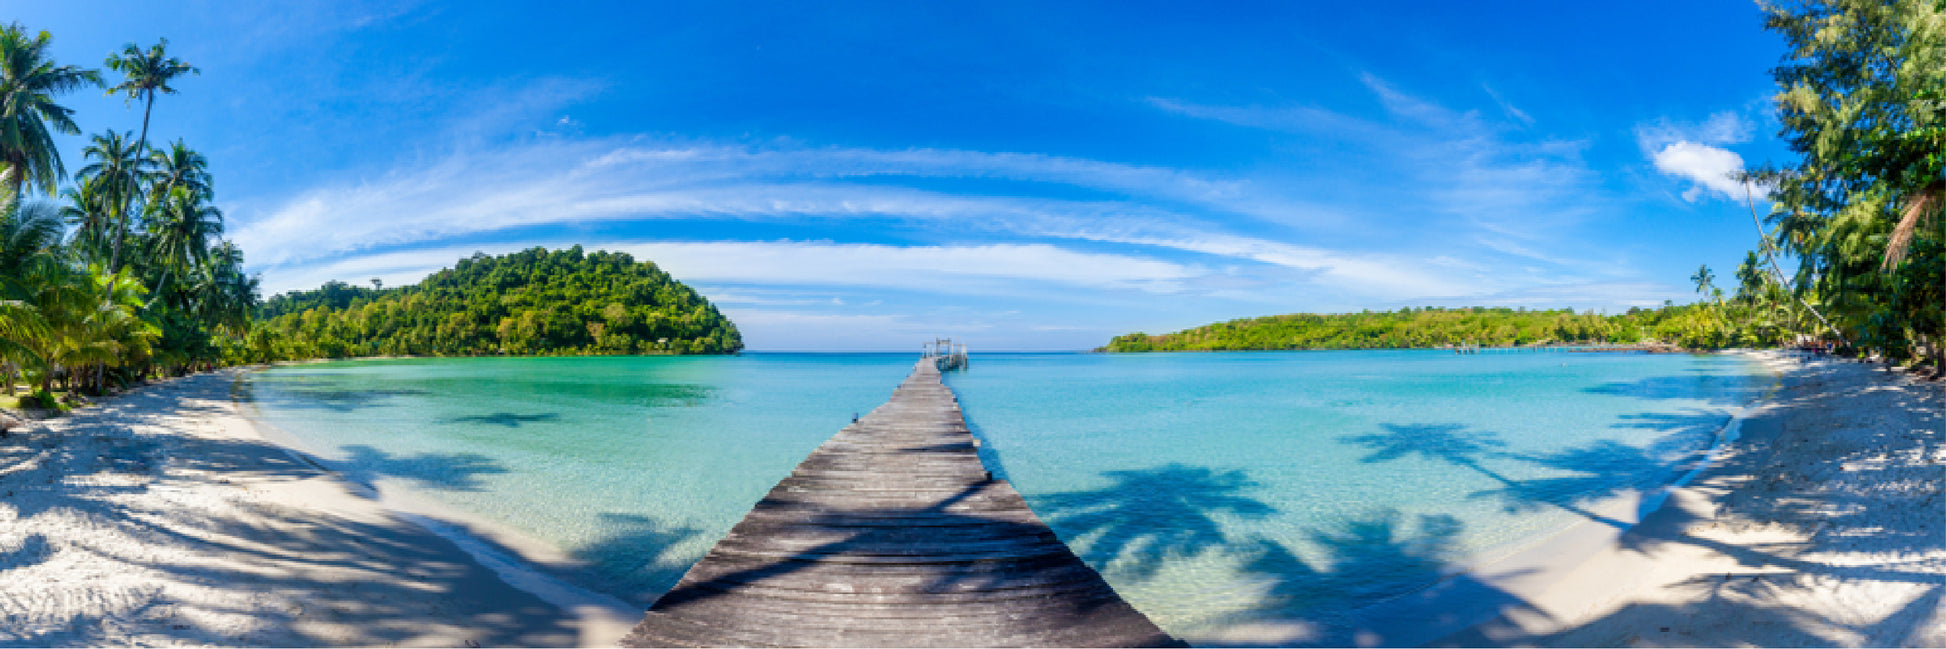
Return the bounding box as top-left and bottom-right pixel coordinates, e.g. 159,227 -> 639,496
250,246 -> 741,359
1100,306 -> 1720,352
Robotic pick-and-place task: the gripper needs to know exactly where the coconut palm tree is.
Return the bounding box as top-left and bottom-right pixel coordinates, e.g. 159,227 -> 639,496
147,139 -> 211,203
0,22 -> 101,196
76,130 -> 150,273
104,38 -> 196,163
58,177 -> 113,260
0,169 -> 60,394
195,240 -> 256,336
147,185 -> 221,271
55,265 -> 154,394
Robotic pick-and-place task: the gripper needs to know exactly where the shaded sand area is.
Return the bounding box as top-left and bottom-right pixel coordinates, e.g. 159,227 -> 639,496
1433,351 -> 1945,647
0,370 -> 633,647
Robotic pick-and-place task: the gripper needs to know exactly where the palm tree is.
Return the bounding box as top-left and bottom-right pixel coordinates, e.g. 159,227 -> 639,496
104,38 -> 197,163
147,139 -> 211,203
196,239 -> 256,336
0,22 -> 101,196
146,185 -> 223,295
56,265 -> 154,394
76,130 -> 150,273
58,177 -> 113,260
0,169 -> 60,394
1690,264 -> 1715,297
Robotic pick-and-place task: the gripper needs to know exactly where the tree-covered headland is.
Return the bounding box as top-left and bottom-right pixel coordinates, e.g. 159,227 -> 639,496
1112,1 -> 1945,371
244,247 -> 742,360
1103,306 -> 1712,352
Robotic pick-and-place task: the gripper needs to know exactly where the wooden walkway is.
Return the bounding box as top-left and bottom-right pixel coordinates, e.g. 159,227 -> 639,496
619,361 -> 1182,648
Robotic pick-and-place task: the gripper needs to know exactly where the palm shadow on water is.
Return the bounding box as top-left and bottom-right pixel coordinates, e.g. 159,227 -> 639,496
235,382 -> 432,413
564,513 -> 705,607
329,444 -> 510,492
1027,462 -> 1536,647
442,412 -> 563,428
1035,463 -> 1274,581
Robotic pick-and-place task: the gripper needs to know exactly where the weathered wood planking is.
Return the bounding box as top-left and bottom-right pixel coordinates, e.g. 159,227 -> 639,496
619,360 -> 1183,648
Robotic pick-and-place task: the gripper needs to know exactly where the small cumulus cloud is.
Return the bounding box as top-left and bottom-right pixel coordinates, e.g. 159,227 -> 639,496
1638,111 -> 1758,202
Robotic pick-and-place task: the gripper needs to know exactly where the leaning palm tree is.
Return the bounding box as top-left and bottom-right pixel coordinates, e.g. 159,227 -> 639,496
0,23 -> 102,196
104,38 -> 197,163
76,130 -> 150,273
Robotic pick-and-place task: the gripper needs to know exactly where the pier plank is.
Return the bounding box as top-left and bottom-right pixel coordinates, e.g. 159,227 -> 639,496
618,360 -> 1182,648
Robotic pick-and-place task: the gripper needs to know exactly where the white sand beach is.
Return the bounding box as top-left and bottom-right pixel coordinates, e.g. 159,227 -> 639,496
1441,350 -> 1946,647
0,370 -> 636,647
0,352 -> 1939,648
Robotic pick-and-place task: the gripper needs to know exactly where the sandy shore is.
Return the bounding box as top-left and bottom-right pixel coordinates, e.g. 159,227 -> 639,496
1,352 -> 1939,647
1436,350 -> 1945,647
0,370 -> 637,647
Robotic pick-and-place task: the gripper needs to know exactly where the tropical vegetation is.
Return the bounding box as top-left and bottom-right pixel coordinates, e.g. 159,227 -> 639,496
246,246 -> 742,361
1745,0 -> 1945,369
0,24 -> 252,409
1102,305 -> 1720,352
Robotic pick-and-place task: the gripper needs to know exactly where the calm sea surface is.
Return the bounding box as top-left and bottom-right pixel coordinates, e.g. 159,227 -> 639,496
241,351 -> 1766,640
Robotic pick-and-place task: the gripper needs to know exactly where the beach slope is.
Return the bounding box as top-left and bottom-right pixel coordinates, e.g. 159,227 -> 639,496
1446,352 -> 1945,647
0,371 -> 624,647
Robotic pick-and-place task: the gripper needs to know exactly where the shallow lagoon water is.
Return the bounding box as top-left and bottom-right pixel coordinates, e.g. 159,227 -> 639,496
242,350 -> 1765,639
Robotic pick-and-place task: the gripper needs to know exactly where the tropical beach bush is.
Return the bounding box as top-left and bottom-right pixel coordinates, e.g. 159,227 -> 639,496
1746,0 -> 1946,368
248,246 -> 743,360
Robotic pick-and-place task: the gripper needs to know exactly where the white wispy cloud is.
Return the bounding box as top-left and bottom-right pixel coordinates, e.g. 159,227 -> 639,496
258,240 -> 1204,298
1151,73 -> 1608,275
232,137 -> 1490,305
231,139 -> 1319,268
1637,111 -> 1758,202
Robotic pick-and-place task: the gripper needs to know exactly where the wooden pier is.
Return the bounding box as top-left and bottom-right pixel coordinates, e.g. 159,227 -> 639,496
618,359 -> 1181,648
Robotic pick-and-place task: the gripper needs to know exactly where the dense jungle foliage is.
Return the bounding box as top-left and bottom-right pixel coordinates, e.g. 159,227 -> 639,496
245,247 -> 743,360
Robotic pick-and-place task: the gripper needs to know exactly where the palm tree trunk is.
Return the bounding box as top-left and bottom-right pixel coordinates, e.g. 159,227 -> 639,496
137,91 -> 154,158
1745,187 -> 1847,345
109,210 -> 128,273
111,91 -> 157,275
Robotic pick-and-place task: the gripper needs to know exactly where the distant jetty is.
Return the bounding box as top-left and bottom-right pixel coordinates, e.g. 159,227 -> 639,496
620,356 -> 1179,648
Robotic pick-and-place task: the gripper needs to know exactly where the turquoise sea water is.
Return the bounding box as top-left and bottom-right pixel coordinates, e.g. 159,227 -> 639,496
240,351 -> 1765,641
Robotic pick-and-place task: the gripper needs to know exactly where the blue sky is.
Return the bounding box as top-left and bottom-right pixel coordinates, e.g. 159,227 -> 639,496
17,1 -> 1791,350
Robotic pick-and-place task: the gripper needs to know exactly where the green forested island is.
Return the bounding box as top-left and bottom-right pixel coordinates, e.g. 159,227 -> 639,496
1103,305 -> 1725,352
245,247 -> 741,359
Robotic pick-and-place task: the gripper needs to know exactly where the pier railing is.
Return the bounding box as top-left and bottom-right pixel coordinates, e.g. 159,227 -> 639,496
923,337 -> 970,370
